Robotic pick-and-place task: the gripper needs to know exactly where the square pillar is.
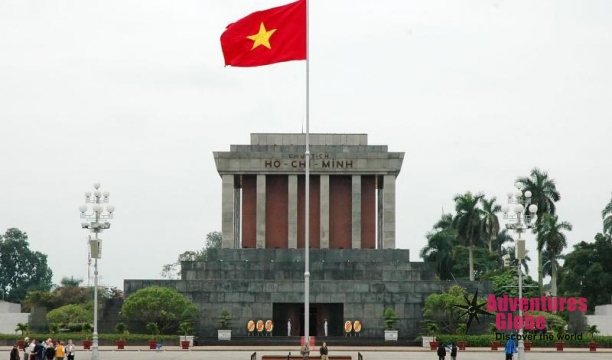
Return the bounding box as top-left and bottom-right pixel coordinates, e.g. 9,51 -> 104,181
320,175 -> 330,248
256,174 -> 266,248
288,175 -> 298,248
382,175 -> 396,249
221,174 -> 234,249
352,175 -> 362,249
233,176 -> 241,249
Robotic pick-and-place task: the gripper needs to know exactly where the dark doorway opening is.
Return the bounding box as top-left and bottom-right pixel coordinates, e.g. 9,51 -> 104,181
273,303 -> 344,337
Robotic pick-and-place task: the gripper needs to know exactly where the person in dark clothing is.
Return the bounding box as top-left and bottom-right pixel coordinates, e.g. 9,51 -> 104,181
319,342 -> 329,360
450,342 -> 458,360
44,345 -> 55,360
437,342 -> 446,360
10,345 -> 21,360
33,340 -> 44,360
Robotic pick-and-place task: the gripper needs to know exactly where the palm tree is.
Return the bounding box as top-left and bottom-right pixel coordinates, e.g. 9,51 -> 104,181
420,228 -> 456,280
433,213 -> 454,231
542,249 -> 564,292
516,168 -> 561,292
480,197 -> 501,252
493,229 -> 514,256
536,214 -> 572,296
452,192 -> 485,281
602,194 -> 612,236
60,276 -> 83,287
501,246 -> 531,274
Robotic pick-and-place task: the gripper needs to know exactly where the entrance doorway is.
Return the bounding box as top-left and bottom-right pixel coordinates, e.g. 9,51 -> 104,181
273,303 -> 344,337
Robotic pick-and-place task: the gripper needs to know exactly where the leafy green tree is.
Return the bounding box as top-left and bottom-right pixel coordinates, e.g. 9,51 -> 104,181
46,304 -> 92,324
121,286 -> 199,333
482,268 -> 539,299
536,214 -> 572,296
451,246 -> 500,280
558,234 -> 612,310
0,228 -> 53,303
492,230 -> 514,257
161,231 -> 221,279
480,197 -> 501,253
423,285 -> 488,334
452,192 -> 485,281
516,168 -> 560,292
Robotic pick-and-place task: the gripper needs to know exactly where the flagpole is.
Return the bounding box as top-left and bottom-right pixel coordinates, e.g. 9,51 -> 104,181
304,0 -> 311,349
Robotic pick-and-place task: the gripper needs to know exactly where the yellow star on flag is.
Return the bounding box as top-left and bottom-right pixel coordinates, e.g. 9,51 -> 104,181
247,22 -> 277,50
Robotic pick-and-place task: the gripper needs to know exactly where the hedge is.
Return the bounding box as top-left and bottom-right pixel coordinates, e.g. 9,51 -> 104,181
420,334 -> 612,348
0,334 -> 179,342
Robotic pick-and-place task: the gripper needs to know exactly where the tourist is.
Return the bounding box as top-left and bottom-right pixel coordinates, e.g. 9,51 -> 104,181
27,339 -> 36,360
10,344 -> 20,360
437,342 -> 446,360
450,342 -> 458,360
23,338 -> 30,358
504,336 -> 517,360
33,339 -> 44,360
300,343 -> 309,360
64,340 -> 75,360
55,341 -> 66,360
319,342 -> 329,360
44,340 -> 55,360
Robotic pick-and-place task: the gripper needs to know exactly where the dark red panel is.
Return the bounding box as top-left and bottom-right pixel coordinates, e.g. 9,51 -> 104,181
329,175 -> 352,249
297,175 -> 320,248
241,175 -> 256,248
361,175 -> 376,249
266,175 -> 288,249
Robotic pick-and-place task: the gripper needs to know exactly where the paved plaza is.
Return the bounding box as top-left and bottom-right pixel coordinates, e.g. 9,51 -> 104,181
3,346 -> 611,360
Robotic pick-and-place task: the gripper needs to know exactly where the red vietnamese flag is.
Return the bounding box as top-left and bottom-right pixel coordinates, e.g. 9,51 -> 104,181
220,0 -> 306,67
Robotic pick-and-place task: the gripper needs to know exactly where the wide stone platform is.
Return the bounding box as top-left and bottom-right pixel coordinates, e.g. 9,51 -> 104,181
124,248 -> 490,338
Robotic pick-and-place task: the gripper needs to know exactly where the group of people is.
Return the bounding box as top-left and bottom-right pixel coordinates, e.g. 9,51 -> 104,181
436,337 -> 518,360
299,341 -> 328,360
10,338 -> 76,360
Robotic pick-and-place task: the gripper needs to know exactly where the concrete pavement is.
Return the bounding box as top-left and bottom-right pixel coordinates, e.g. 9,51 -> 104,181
3,346 -> 611,360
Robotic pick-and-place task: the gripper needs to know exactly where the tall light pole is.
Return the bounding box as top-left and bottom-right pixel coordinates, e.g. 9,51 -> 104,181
79,183 -> 114,360
502,182 -> 537,360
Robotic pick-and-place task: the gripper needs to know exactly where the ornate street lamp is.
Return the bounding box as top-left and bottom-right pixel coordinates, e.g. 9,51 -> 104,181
79,183 -> 114,360
502,182 -> 537,360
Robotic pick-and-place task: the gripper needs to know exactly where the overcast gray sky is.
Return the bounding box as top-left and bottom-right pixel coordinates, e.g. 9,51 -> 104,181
1,0 -> 611,290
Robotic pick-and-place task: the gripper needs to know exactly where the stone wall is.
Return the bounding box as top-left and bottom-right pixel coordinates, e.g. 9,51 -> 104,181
0,301 -> 30,334
125,249 -> 491,339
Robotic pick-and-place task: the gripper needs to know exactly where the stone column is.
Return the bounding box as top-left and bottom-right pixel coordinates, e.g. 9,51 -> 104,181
352,175 -> 362,249
320,175 -> 330,248
221,174 -> 234,249
288,175 -> 298,248
377,184 -> 383,249
233,177 -> 241,249
382,175 -> 396,249
256,175 -> 266,248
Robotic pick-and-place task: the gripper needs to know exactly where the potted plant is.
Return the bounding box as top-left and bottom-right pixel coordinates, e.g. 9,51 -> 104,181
82,323 -> 93,349
383,308 -> 398,341
179,321 -> 193,349
427,323 -> 439,350
146,322 -> 160,349
489,323 -> 499,350
587,325 -> 599,352
115,322 -> 128,349
218,309 -> 232,341
554,323 -> 565,351
456,323 -> 467,350
15,323 -> 28,349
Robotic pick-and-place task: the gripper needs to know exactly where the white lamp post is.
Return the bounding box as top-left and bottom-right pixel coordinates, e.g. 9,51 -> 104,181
502,182 -> 537,360
79,183 -> 114,360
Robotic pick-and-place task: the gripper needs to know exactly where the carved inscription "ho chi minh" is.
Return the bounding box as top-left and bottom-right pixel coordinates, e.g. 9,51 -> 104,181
263,159 -> 353,169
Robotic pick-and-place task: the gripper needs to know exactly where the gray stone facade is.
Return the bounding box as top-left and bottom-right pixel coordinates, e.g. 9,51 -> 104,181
213,133 -> 405,250
124,249 -> 490,339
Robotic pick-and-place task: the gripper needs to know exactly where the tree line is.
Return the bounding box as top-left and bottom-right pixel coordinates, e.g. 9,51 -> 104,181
420,167 -> 612,310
